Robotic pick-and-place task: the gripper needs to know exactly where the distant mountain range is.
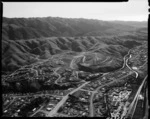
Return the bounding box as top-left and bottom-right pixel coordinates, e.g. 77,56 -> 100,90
2,17 -> 147,40
2,17 -> 147,73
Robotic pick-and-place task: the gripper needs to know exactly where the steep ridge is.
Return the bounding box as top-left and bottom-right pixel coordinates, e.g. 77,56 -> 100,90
2,36 -> 142,73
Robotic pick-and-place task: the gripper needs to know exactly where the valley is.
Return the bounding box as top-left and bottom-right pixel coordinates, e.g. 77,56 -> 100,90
2,17 -> 148,118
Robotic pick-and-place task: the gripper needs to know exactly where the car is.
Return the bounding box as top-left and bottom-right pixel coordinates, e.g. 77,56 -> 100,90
46,107 -> 52,111
3,110 -> 8,113
32,108 -> 37,112
48,103 -> 54,106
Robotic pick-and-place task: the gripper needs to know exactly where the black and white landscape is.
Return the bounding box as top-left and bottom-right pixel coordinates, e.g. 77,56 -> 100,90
2,1 -> 148,118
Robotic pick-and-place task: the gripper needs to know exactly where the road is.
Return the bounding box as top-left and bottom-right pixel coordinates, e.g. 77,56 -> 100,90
30,105 -> 45,117
121,49 -> 138,78
70,52 -> 86,69
47,81 -> 89,117
4,97 -> 16,110
126,56 -> 138,78
53,67 -> 61,84
89,92 -> 94,117
8,56 -> 54,78
139,60 -> 147,68
11,94 -> 63,99
120,49 -> 132,70
143,86 -> 149,119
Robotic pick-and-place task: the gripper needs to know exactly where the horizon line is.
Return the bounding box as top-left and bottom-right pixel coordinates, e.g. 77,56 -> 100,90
3,16 -> 148,22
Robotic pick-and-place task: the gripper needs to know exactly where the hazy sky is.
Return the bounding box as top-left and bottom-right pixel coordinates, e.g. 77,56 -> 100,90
3,0 -> 148,21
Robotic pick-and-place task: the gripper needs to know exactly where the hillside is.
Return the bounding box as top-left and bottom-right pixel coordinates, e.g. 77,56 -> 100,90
2,17 -> 147,40
2,17 -> 147,73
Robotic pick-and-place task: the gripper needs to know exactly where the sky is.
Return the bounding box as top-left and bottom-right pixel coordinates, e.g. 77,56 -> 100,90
3,0 -> 149,21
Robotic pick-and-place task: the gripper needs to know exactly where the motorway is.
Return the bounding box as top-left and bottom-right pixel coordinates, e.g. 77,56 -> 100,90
125,75 -> 148,118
